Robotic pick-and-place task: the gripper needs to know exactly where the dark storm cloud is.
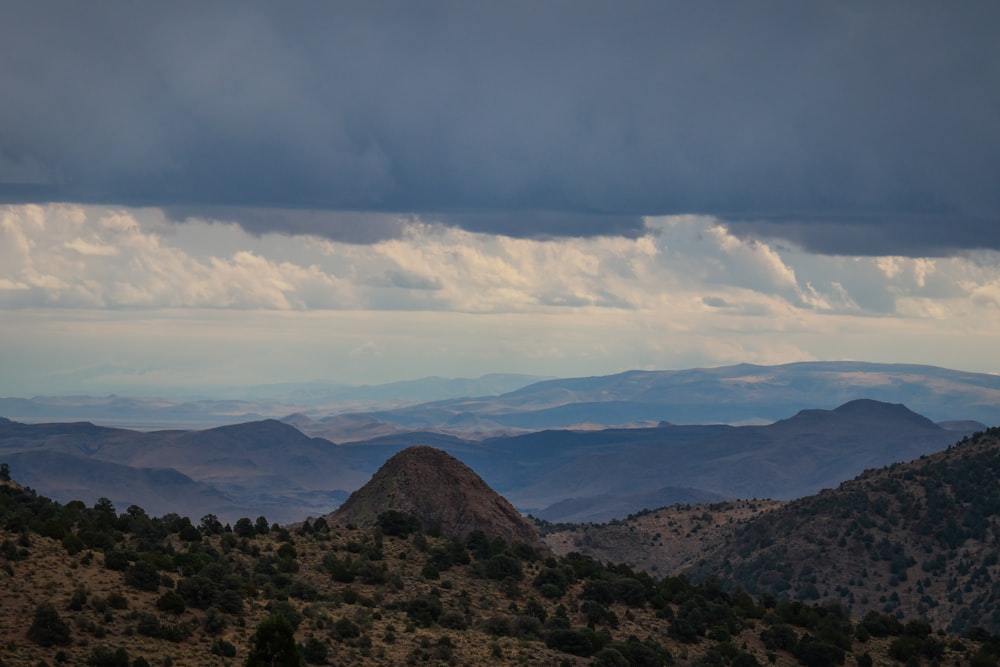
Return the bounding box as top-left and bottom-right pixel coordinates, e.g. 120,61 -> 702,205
725,215 -> 1000,257
164,207 -> 409,244
1,1 -> 998,253
437,212 -> 647,240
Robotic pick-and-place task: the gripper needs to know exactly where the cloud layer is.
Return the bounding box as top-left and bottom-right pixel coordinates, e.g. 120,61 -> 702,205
2,3 -> 998,254
3,203 -> 999,394
6,204 -> 999,317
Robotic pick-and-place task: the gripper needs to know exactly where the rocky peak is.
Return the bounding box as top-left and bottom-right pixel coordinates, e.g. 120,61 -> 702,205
329,446 -> 543,548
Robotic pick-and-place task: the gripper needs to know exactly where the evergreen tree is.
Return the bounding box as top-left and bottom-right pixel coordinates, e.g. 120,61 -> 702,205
244,613 -> 301,667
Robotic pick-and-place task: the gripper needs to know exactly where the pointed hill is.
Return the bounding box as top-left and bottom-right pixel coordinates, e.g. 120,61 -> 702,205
769,398 -> 940,432
687,426 -> 1000,634
329,446 -> 543,548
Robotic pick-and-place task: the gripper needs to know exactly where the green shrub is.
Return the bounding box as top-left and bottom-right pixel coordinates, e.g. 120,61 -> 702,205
27,603 -> 72,647
484,553 -> 523,581
210,638 -> 237,657
331,617 -> 360,642
300,636 -> 328,664
402,595 -> 442,628
438,610 -> 468,630
123,561 -> 159,592
760,623 -> 798,651
794,636 -> 845,667
546,628 -> 598,657
376,510 -> 422,537
85,645 -> 129,667
104,550 -> 131,571
156,590 -> 186,615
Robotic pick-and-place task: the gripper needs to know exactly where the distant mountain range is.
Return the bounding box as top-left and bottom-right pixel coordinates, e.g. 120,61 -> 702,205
3,363 -> 999,436
0,396 -> 984,524
293,361 -> 1000,439
0,373 -> 547,430
466,399 -> 980,518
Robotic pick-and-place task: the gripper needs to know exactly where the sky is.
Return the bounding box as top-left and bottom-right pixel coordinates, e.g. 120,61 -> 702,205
1,2 -> 999,396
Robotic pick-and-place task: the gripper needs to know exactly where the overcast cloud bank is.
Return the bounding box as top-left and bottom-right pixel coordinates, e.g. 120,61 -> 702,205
1,2 -> 998,254
5,204 -> 999,316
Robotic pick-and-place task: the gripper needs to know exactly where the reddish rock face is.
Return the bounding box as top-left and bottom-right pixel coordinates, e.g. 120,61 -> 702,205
329,446 -> 543,548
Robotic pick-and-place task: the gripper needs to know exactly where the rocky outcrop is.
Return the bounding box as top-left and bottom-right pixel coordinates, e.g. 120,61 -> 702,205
329,446 -> 543,548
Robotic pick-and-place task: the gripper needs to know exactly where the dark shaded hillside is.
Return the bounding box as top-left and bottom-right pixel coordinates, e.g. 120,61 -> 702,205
488,400 -> 967,511
0,417 -> 143,454
0,419 -> 365,522
2,450 -> 239,521
689,427 -> 1000,635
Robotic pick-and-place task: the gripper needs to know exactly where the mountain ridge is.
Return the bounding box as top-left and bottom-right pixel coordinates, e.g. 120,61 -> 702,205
0,397 -> 982,524
4,362 -> 999,438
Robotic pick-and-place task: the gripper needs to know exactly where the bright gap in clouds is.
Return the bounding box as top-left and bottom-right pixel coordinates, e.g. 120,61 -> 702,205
1,204 -> 999,395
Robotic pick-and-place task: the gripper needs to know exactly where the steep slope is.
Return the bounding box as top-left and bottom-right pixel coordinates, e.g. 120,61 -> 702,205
542,499 -> 787,576
688,427 -> 1000,634
329,446 -> 543,548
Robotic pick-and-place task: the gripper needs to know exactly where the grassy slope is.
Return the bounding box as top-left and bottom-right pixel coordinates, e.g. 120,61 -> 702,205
0,516 -> 995,666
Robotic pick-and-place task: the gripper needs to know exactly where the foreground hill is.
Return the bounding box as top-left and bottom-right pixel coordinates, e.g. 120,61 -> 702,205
689,426 -> 1000,635
542,500 -> 788,577
1,476 -> 998,666
543,428 -> 1000,636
